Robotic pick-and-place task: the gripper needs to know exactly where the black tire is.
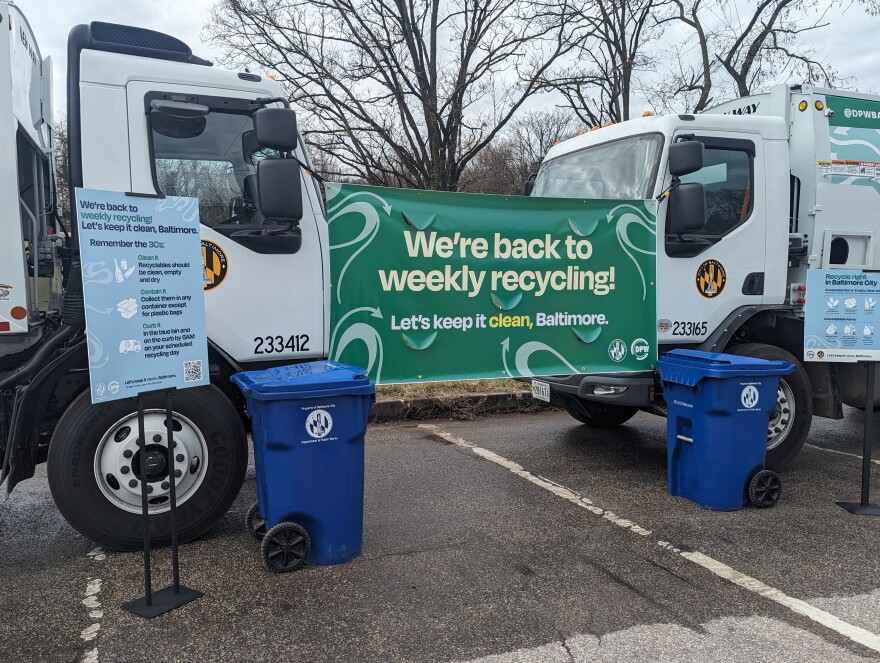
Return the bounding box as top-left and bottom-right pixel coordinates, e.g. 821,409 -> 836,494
246,502 -> 267,541
749,469 -> 782,508
728,343 -> 813,471
261,522 -> 311,573
563,398 -> 638,429
47,385 -> 247,551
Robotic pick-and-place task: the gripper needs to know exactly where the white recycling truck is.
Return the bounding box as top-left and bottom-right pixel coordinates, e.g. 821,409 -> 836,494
0,2 -> 329,549
529,83 -> 880,469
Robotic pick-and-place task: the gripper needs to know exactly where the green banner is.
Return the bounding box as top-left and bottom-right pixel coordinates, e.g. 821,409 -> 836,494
327,183 -> 657,384
826,95 -> 880,129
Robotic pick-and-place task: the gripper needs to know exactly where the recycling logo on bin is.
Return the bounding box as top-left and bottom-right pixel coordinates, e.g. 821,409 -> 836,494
306,409 -> 334,439
740,385 -> 760,409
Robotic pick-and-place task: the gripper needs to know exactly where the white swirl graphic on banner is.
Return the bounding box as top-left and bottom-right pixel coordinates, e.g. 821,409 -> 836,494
329,193 -> 390,305
607,204 -> 656,300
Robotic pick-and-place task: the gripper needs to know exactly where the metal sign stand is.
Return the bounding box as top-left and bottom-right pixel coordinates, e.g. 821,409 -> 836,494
838,362 -> 880,516
122,389 -> 203,618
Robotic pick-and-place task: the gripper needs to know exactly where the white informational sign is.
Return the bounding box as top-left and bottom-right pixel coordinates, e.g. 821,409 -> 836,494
77,188 -> 209,403
804,269 -> 880,363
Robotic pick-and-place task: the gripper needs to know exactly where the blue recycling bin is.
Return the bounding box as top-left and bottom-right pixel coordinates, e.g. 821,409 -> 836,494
658,349 -> 794,510
231,361 -> 374,570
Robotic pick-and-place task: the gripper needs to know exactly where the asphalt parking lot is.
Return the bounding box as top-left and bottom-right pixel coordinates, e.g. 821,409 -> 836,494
3,407 -> 880,662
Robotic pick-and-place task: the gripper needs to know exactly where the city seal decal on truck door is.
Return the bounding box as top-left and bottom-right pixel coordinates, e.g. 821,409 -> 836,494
696,259 -> 726,298
201,240 -> 228,291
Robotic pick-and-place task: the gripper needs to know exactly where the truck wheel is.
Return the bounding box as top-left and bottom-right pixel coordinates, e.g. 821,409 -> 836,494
563,398 -> 638,428
47,386 -> 247,551
729,343 -> 813,471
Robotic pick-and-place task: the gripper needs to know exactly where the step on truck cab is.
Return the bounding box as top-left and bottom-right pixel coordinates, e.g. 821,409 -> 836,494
530,84 -> 880,469
0,1 -> 330,549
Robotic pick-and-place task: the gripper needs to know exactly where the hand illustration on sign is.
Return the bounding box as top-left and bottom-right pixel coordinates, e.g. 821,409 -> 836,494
114,258 -> 136,283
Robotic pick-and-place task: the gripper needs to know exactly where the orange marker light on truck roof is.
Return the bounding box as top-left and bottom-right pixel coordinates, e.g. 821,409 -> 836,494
643,111 -> 654,117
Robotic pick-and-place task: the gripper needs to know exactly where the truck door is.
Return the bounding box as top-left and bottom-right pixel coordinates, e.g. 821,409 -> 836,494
123,82 -> 327,364
656,132 -> 767,346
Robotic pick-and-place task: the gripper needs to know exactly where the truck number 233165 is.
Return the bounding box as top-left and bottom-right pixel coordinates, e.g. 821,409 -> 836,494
670,321 -> 708,336
253,335 -> 310,354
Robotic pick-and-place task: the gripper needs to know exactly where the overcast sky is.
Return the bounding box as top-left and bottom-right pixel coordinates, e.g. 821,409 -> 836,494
15,0 -> 880,117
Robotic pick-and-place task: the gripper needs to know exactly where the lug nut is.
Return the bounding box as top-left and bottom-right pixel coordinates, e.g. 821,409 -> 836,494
128,479 -> 138,488
161,481 -> 170,490
123,449 -> 133,458
174,469 -> 182,478
121,466 -> 130,475
176,454 -> 184,462
153,434 -> 162,443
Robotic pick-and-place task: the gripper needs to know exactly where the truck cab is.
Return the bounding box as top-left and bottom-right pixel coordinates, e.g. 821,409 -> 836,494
530,85 -> 880,469
0,4 -> 330,550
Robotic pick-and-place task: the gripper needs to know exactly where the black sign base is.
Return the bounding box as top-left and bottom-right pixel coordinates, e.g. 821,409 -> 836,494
122,389 -> 203,618
837,501 -> 880,516
123,585 -> 203,619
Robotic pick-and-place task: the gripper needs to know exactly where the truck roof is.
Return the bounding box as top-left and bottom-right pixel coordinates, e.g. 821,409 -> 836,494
541,113 -> 787,164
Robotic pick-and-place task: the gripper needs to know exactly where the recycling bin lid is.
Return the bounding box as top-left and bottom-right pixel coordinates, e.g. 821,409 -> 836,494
658,349 -> 794,387
231,360 -> 374,399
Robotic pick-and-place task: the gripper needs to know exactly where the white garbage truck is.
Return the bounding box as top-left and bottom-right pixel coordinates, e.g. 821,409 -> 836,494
529,83 -> 880,470
0,2 -> 329,549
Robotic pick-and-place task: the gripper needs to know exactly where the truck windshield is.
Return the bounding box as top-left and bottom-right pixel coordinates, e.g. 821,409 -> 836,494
532,133 -> 663,200
150,109 -> 280,226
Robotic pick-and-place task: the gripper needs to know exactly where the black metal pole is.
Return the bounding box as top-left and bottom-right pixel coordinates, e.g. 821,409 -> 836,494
861,363 -> 875,506
165,389 -> 181,594
838,362 -> 880,515
137,395 -> 153,606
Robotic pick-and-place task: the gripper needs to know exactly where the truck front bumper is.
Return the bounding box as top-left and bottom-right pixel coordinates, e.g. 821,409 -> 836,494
532,371 -> 656,408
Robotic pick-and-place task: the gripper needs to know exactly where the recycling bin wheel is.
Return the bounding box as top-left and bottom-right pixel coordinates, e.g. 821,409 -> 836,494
748,470 -> 782,508
261,522 -> 311,573
246,502 -> 267,541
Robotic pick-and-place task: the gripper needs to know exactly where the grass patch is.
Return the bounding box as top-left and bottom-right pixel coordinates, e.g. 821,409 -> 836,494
377,378 -> 526,400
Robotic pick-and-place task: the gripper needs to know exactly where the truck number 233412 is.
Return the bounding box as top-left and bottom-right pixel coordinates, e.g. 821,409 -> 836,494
253,335 -> 310,354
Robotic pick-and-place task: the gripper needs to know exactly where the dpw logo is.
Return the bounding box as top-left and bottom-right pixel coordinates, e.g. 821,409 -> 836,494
741,385 -> 760,409
630,338 -> 650,360
608,339 -> 627,362
305,409 -> 334,439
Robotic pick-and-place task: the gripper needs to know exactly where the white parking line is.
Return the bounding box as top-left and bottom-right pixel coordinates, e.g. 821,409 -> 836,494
420,423 -> 880,655
805,443 -> 880,466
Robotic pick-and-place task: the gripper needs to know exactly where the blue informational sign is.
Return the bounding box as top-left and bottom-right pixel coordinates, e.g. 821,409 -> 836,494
77,188 -> 209,403
804,269 -> 880,363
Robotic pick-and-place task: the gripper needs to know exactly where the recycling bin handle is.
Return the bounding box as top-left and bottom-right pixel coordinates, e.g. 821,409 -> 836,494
676,434 -> 694,444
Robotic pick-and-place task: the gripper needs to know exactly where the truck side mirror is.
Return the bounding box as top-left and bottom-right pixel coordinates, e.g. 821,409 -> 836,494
257,158 -> 303,223
668,141 -> 703,176
253,107 -> 299,153
668,182 -> 705,235
523,173 -> 537,196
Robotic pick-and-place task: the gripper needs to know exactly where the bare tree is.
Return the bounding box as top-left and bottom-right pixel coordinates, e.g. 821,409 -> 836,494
52,115 -> 70,220
460,107 -> 580,193
653,0 -> 879,113
540,0 -> 671,125
206,0 -> 579,190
